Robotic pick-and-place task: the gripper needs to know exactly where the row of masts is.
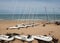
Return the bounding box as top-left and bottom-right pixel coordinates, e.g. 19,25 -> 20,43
10,0 -> 60,23
11,7 -> 60,22
10,0 -> 60,22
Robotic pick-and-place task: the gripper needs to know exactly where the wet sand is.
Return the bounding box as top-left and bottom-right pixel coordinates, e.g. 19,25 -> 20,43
0,20 -> 60,43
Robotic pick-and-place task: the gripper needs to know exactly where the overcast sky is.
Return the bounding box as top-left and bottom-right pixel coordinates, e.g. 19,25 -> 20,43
0,0 -> 60,14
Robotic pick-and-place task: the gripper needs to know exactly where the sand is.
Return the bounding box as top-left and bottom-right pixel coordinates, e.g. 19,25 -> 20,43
0,20 -> 60,43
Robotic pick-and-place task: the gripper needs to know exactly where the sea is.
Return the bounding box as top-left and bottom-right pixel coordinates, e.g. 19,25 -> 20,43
0,14 -> 60,21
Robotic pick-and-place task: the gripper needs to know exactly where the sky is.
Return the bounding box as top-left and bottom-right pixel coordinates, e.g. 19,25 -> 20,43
0,0 -> 60,14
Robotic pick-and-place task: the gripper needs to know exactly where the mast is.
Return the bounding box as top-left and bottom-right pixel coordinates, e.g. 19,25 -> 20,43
44,7 -> 48,21
21,8 -> 23,22
12,0 -> 17,22
24,7 -> 26,22
31,8 -> 34,23
33,8 -> 35,23
22,8 -> 24,22
28,8 -> 30,23
28,7 -> 31,23
53,8 -> 55,22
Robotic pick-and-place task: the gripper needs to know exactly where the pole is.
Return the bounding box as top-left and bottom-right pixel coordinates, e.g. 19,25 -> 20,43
44,7 -> 48,21
53,8 -> 55,22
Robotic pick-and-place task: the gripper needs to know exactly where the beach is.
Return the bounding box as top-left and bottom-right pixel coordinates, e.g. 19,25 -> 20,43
0,20 -> 60,43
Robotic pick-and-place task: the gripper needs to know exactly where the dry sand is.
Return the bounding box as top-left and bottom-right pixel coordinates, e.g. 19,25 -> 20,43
0,20 -> 60,43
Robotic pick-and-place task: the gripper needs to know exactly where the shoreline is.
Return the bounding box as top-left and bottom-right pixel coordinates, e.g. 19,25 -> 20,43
0,18 -> 60,21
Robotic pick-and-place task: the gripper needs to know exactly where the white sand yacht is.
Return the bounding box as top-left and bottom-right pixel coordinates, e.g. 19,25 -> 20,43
0,35 -> 14,41
7,26 -> 19,30
0,35 -> 9,39
16,23 -> 37,28
33,35 -> 52,42
16,24 -> 27,28
14,35 -> 34,42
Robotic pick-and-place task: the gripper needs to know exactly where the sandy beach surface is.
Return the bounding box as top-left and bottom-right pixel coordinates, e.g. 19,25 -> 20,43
0,20 -> 60,43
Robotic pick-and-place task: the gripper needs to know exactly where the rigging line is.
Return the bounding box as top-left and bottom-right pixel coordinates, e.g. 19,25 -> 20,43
12,0 -> 17,20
